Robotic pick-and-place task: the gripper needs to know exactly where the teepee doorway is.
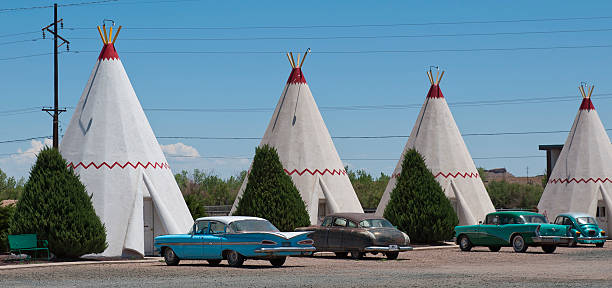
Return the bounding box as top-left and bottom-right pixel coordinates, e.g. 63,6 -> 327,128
143,198 -> 155,256
596,202 -> 607,229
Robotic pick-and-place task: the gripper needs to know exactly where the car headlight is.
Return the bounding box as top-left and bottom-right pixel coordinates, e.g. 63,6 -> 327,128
401,232 -> 411,245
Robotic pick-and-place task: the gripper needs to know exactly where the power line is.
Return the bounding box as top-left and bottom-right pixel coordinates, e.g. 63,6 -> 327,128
0,31 -> 40,39
0,38 -> 45,46
0,136 -> 52,144
65,27 -> 612,42
0,52 -> 55,61
65,16 -> 612,31
3,42 -> 612,62
6,128 -> 606,146
0,107 -> 44,115
0,0 -> 119,13
156,130 -> 578,140
82,93 -> 612,113
62,44 -> 612,55
164,155 -> 545,161
3,92 -> 610,119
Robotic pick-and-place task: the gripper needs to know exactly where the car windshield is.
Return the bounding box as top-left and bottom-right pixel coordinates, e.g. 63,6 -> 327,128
576,217 -> 597,225
359,219 -> 394,228
229,220 -> 279,232
520,215 -> 548,223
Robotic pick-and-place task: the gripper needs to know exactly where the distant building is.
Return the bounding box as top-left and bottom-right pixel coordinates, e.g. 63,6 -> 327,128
538,145 -> 563,180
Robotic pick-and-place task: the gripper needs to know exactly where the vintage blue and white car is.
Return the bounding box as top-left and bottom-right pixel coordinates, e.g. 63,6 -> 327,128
154,216 -> 316,267
553,213 -> 607,247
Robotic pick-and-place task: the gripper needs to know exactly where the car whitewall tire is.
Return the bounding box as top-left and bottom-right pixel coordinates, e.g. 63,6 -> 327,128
226,250 -> 245,267
163,248 -> 180,266
458,235 -> 472,252
512,235 -> 528,253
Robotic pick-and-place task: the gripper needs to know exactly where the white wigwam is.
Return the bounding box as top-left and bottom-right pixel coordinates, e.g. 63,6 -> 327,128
538,84 -> 612,234
376,69 -> 495,225
231,50 -> 363,224
60,25 -> 192,257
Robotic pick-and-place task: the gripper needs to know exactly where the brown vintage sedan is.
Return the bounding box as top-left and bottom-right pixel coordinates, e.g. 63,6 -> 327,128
295,213 -> 412,259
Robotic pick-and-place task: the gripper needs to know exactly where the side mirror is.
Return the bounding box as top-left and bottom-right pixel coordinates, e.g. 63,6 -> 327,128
478,221 -> 483,225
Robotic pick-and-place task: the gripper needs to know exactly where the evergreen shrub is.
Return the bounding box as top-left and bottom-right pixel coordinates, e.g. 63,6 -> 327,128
384,149 -> 458,243
9,147 -> 107,259
233,145 -> 310,231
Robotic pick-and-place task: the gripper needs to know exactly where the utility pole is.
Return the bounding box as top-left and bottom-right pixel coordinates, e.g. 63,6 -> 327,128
42,3 -> 68,149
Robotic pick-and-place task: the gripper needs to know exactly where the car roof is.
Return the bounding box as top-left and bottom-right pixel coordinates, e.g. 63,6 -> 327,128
557,212 -> 594,219
488,211 -> 542,217
194,216 -> 266,225
326,213 -> 386,222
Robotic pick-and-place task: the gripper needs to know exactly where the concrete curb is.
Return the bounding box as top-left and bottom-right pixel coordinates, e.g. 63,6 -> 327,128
412,244 -> 458,251
0,257 -> 162,271
312,243 -> 458,256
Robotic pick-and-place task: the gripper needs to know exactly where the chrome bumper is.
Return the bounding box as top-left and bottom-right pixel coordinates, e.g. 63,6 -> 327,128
532,236 -> 573,244
576,236 -> 608,241
254,247 -> 317,253
364,245 -> 413,252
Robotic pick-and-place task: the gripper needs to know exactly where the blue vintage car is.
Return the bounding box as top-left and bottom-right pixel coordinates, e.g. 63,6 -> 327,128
553,213 -> 607,247
154,216 -> 316,267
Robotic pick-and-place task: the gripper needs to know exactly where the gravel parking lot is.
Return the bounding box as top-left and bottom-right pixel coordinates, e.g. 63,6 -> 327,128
1,243 -> 611,288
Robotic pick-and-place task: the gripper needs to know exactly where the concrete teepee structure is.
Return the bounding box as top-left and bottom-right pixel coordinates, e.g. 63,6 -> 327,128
231,50 -> 363,224
60,25 -> 193,257
376,69 -> 495,225
538,84 -> 612,234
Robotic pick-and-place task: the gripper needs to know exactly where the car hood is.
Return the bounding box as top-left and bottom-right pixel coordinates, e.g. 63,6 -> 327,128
367,227 -> 407,244
578,223 -> 600,230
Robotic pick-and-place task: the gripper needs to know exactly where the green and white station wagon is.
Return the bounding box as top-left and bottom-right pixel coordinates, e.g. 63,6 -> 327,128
454,211 -> 572,253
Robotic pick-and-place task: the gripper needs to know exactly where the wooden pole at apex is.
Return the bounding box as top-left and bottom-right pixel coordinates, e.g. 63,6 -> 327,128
112,26 -> 122,44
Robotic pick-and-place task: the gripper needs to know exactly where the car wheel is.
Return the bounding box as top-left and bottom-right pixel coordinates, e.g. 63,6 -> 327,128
385,252 -> 399,260
269,257 -> 286,267
334,252 -> 349,258
350,250 -> 364,260
163,248 -> 180,266
207,259 -> 222,266
541,245 -> 556,253
226,250 -> 245,267
512,235 -> 528,253
596,242 -> 604,248
458,235 -> 472,252
488,246 -> 501,252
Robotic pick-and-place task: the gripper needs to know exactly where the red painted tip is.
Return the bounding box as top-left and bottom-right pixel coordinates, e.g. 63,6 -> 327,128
287,68 -> 307,84
426,84 -> 444,98
98,43 -> 119,61
580,98 -> 595,111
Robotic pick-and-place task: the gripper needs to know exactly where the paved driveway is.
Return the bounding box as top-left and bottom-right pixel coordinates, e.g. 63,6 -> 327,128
1,243 -> 611,287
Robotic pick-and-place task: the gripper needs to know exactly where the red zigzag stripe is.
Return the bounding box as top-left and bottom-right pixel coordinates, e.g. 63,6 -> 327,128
548,177 -> 612,184
67,161 -> 169,170
392,171 -> 480,179
284,168 -> 347,176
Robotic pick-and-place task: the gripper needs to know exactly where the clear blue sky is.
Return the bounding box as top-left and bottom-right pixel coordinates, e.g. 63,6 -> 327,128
1,0 -> 612,180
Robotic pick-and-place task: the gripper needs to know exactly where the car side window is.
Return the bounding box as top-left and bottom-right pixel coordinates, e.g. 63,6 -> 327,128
333,217 -> 347,227
347,221 -> 357,228
486,215 -> 499,225
509,217 -> 517,224
321,217 -> 333,227
554,217 -> 563,225
195,221 -> 210,235
562,217 -> 573,226
499,215 -> 510,225
209,221 -> 226,234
